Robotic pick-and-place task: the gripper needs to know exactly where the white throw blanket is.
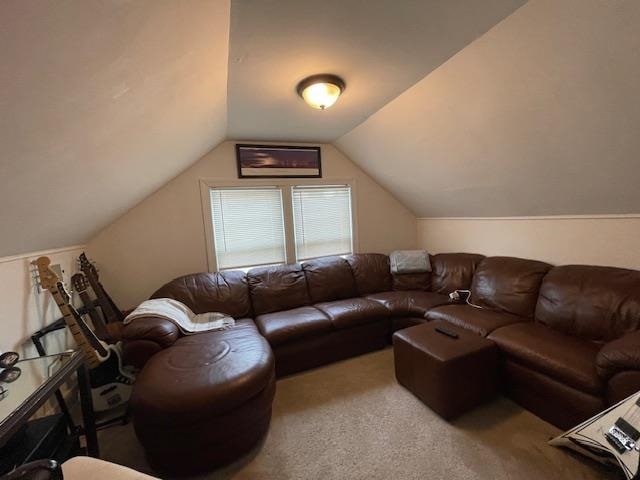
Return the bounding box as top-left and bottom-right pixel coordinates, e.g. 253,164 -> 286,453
390,250 -> 431,274
124,298 -> 235,335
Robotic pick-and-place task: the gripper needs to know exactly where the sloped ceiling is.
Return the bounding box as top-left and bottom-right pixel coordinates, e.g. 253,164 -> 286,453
0,0 -> 526,258
336,0 -> 640,217
0,0 -> 230,257
4,0 -> 638,257
226,0 -> 526,142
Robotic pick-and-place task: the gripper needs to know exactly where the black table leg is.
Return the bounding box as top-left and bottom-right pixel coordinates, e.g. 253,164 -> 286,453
77,364 -> 99,458
31,331 -> 76,432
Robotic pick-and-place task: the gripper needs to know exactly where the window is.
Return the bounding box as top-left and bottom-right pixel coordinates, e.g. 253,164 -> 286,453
205,180 -> 356,271
292,185 -> 353,261
209,187 -> 286,270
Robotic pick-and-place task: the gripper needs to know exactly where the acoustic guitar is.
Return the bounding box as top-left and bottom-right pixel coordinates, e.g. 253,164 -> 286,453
78,253 -> 124,324
35,256 -> 134,412
550,391 -> 640,479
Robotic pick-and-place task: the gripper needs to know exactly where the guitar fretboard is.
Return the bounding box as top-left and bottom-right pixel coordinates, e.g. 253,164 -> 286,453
49,285 -> 101,369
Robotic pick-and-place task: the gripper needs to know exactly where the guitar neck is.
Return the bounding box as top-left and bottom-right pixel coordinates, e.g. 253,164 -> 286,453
49,285 -> 102,368
86,274 -> 123,323
78,290 -> 109,340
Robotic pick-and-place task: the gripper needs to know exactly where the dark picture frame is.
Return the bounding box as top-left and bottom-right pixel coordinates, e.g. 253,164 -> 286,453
236,144 -> 322,178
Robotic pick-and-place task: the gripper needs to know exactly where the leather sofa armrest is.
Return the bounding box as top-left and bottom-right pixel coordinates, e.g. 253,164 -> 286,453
122,316 -> 180,348
596,330 -> 640,380
121,317 -> 181,369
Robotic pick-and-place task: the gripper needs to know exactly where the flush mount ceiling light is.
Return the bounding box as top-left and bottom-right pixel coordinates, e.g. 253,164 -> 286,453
296,74 -> 346,110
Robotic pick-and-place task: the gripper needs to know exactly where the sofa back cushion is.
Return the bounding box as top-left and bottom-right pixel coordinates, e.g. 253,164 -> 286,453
471,256 -> 552,318
392,272 -> 431,291
151,270 -> 251,318
302,256 -> 357,303
535,265 -> 640,341
430,253 -> 485,294
248,264 -> 311,315
345,253 -> 392,295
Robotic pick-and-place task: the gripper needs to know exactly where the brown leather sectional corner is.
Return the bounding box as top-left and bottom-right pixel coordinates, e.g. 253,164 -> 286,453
425,258 -> 640,429
122,252 -> 640,474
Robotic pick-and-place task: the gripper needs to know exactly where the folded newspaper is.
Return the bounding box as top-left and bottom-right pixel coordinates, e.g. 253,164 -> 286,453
389,250 -> 431,274
124,298 -> 235,335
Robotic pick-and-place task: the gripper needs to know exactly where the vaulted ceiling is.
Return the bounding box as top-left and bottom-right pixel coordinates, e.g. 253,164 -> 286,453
336,0 -> 640,217
226,0 -> 526,141
0,0 -> 230,257
3,0 -> 639,258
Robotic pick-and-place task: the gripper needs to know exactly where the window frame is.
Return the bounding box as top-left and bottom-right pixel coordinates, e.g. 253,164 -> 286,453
199,178 -> 359,272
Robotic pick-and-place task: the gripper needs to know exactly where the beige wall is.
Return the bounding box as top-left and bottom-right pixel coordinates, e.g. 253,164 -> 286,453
418,216 -> 640,269
87,141 -> 417,309
0,245 -> 83,354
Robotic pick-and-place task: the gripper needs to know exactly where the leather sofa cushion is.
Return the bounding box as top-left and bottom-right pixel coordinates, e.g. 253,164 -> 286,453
471,256 -> 552,318
132,319 -> 274,422
346,253 -> 392,295
302,256 -> 357,303
488,323 -> 603,394
255,306 -> 332,347
272,320 -> 389,377
248,264 -> 311,315
535,265 -> 640,342
425,304 -> 528,337
366,291 -> 449,317
151,270 -> 251,318
430,253 -> 484,294
392,272 -> 431,291
130,318 -> 276,474
315,298 -> 389,329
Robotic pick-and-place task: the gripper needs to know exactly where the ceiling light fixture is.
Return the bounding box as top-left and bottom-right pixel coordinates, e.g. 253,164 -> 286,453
296,74 -> 346,110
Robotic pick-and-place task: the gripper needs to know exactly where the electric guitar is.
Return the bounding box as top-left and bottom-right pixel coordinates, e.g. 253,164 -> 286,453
550,391 -> 640,479
71,273 -> 109,341
78,253 -> 124,324
35,256 -> 134,412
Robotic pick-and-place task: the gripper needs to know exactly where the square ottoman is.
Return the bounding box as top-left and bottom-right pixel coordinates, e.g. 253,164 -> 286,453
393,320 -> 499,419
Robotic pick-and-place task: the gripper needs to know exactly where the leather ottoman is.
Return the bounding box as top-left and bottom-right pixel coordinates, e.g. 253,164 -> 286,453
393,320 -> 498,419
130,320 -> 275,476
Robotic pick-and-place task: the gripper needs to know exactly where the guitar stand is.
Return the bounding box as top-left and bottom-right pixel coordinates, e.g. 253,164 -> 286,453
31,314 -> 130,433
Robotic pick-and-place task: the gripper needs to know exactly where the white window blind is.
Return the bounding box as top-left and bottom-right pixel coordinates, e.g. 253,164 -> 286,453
292,185 -> 353,261
210,187 -> 286,270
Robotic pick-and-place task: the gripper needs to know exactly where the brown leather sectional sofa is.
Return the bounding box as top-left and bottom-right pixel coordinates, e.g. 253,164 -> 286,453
122,252 -> 640,473
124,253 -> 481,375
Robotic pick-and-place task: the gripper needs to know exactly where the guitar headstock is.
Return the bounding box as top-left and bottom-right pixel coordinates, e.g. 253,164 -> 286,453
34,256 -> 60,292
71,273 -> 88,293
79,252 -> 98,279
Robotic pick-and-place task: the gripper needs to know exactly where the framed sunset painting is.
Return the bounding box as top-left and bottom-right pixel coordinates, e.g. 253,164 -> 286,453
236,144 -> 322,178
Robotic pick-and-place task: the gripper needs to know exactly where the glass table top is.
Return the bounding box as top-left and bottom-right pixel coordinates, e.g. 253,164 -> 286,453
0,350 -> 79,426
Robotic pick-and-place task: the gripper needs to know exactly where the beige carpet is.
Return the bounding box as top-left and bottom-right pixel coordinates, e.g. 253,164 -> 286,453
99,348 -> 614,480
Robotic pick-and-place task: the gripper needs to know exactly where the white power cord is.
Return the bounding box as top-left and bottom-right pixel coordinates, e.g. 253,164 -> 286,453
448,289 -> 483,309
